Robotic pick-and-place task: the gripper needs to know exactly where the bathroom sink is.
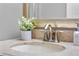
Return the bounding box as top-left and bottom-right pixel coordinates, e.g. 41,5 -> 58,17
11,42 -> 65,55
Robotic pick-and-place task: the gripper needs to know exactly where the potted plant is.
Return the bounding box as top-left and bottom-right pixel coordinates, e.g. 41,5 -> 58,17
18,16 -> 38,40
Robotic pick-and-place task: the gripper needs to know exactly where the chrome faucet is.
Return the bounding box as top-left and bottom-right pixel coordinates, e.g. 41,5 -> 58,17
43,24 -> 60,42
43,24 -> 49,41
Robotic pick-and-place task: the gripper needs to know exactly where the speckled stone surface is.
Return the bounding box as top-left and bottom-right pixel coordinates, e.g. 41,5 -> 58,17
0,39 -> 79,56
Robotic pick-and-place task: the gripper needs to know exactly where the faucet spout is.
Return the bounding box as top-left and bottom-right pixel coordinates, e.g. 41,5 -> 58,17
43,24 -> 60,42
43,24 -> 54,42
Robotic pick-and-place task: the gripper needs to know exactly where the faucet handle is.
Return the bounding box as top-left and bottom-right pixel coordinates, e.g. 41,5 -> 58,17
54,31 -> 60,43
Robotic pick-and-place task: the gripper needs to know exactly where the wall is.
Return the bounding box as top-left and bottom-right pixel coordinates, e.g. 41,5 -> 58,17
67,3 -> 79,18
38,3 -> 66,19
0,3 -> 23,40
29,3 -> 66,19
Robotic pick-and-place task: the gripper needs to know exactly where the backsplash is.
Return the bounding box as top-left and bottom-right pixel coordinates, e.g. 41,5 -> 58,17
37,20 -> 78,28
32,19 -> 79,42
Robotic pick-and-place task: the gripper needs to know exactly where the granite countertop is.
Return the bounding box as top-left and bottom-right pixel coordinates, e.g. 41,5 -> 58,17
0,39 -> 79,56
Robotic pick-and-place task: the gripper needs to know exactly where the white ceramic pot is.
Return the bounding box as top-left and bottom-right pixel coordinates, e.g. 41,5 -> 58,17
21,31 -> 32,41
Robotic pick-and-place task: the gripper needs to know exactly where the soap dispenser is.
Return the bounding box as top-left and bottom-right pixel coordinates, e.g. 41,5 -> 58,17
74,31 -> 79,45
74,23 -> 79,45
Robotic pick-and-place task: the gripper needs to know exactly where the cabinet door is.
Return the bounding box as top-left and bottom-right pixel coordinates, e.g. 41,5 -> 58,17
67,3 -> 79,18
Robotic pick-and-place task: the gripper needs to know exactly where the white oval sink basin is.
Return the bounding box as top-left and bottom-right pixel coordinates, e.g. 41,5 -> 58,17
11,42 -> 65,55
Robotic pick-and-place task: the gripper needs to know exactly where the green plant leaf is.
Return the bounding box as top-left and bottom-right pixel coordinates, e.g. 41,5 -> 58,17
18,16 -> 38,31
